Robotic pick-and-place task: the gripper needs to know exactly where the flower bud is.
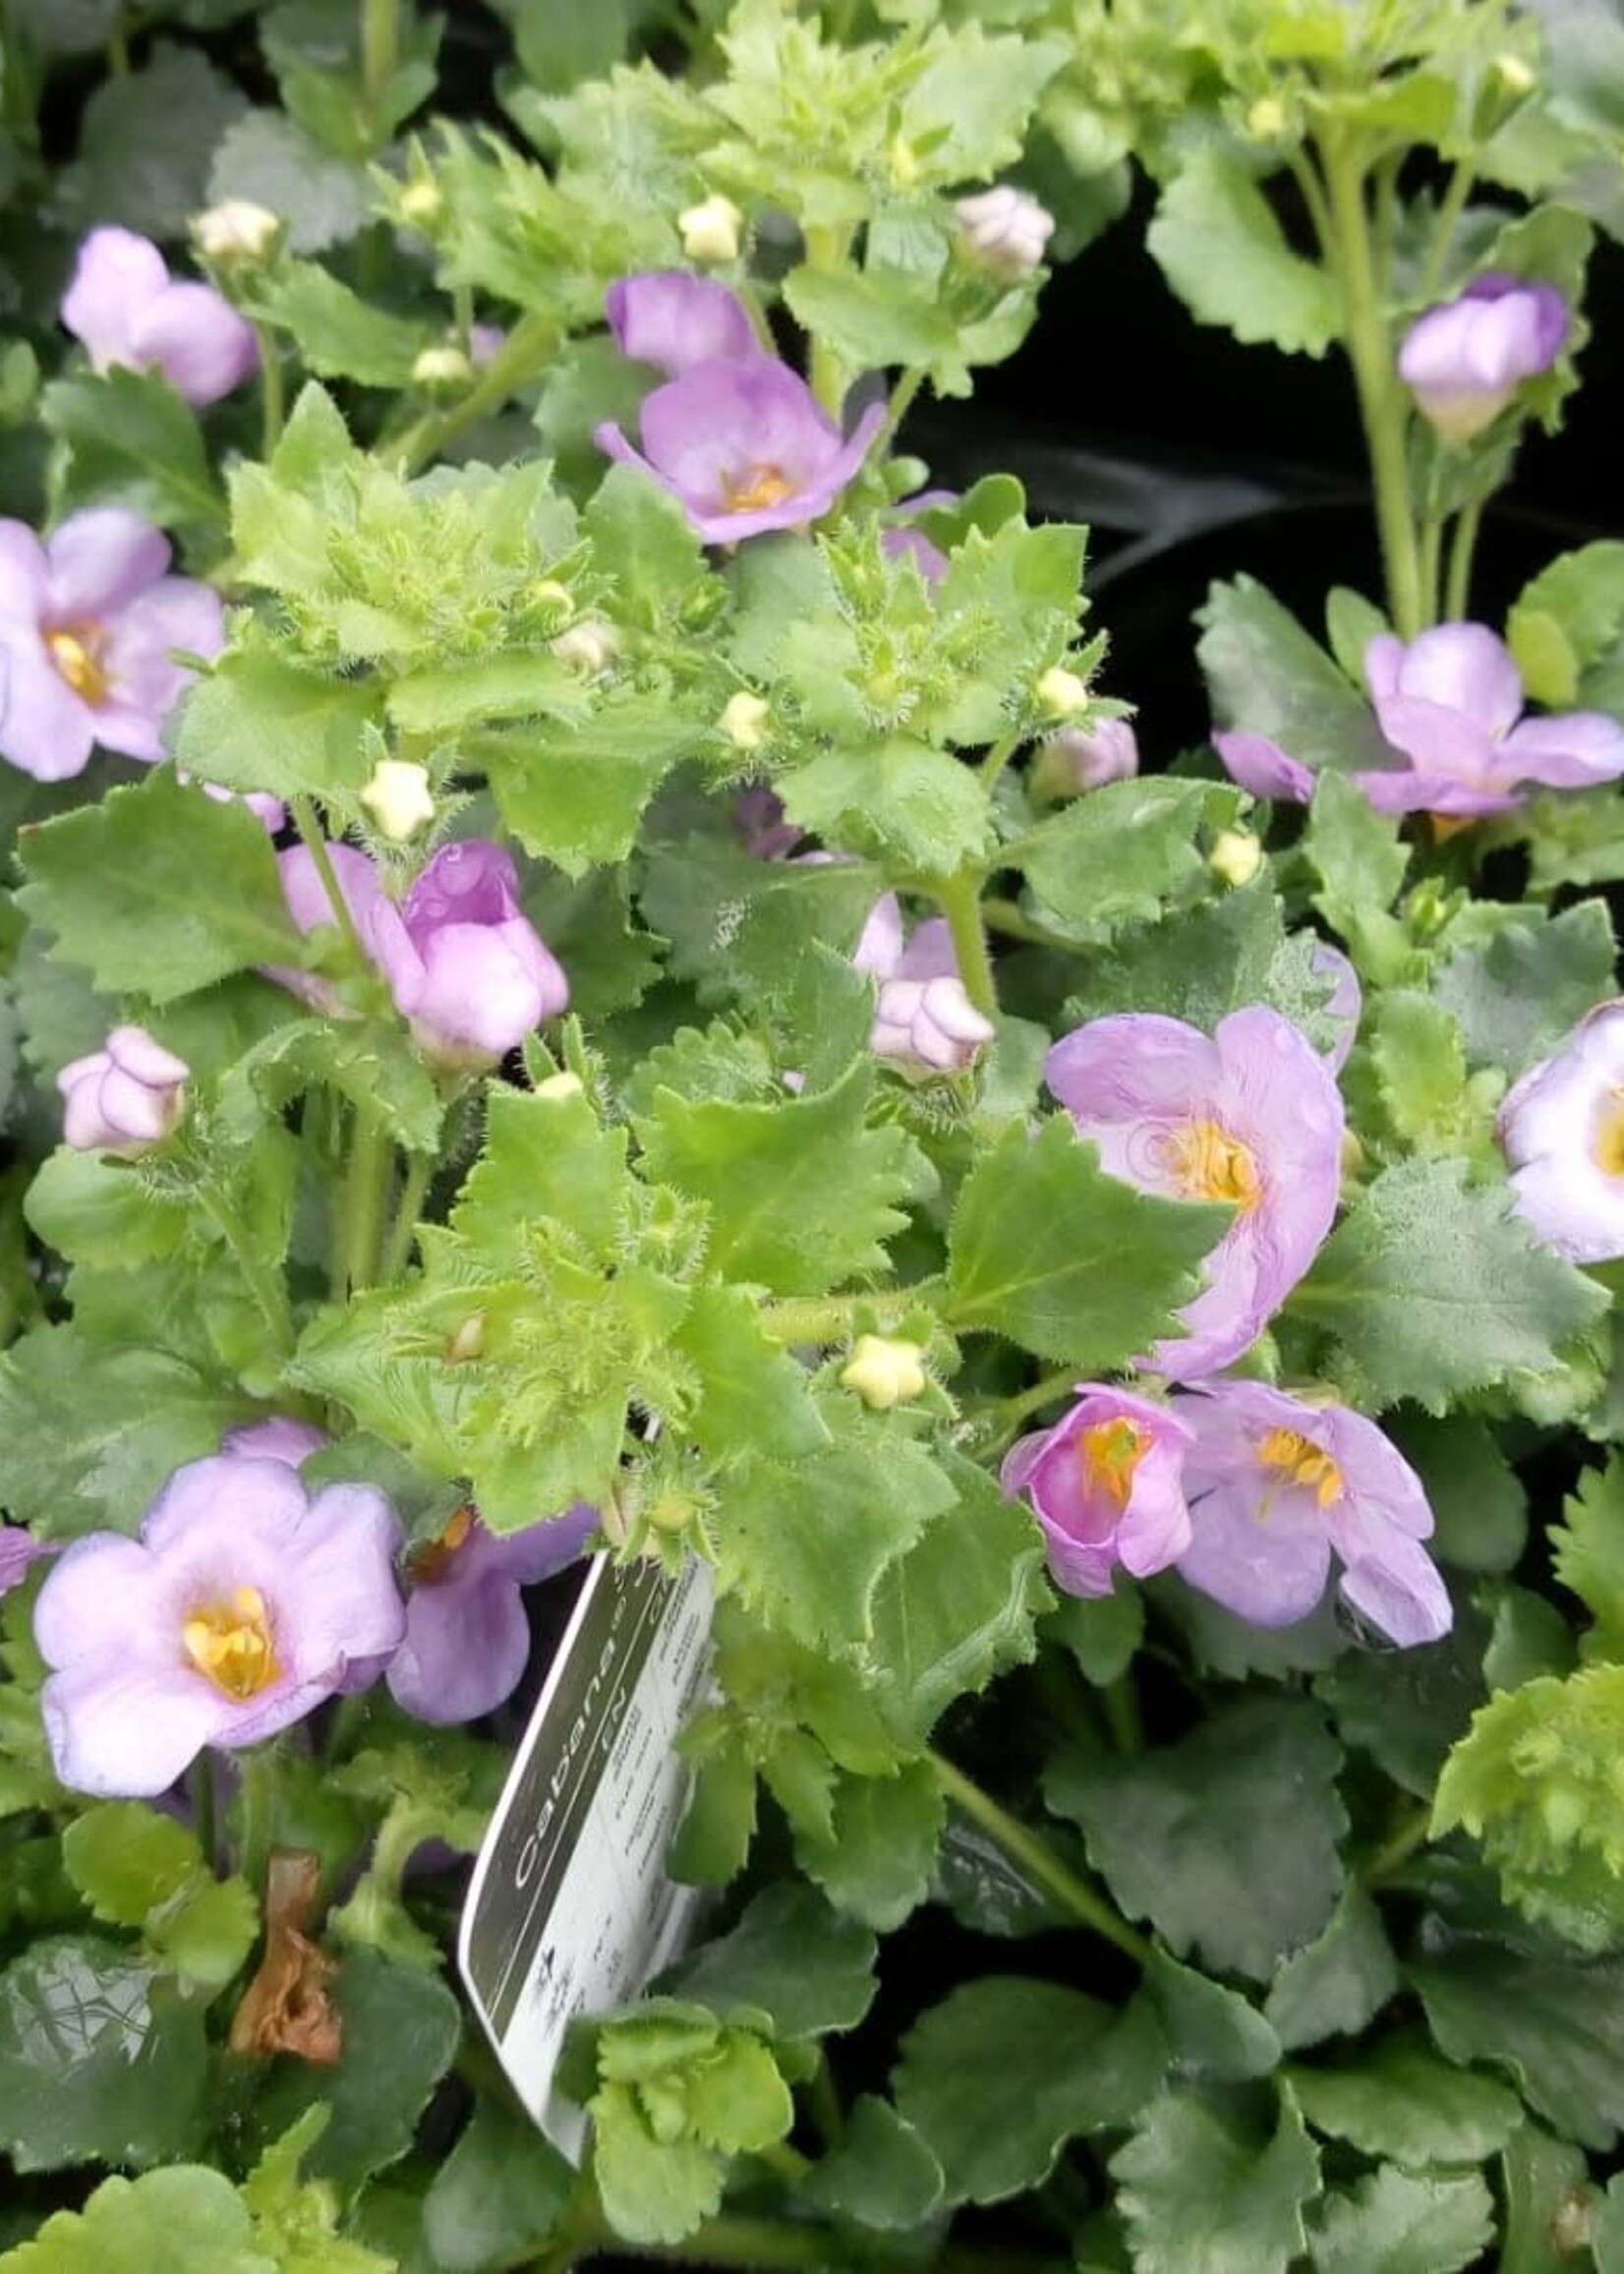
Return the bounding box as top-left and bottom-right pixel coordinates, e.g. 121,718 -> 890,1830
192,199 -> 281,267
720,690 -> 772,751
535,1071 -> 584,1100
1032,719 -> 1138,798
398,179 -> 443,228
1399,275 -> 1567,444
58,1025 -> 189,1156
1246,96 -> 1287,139
411,344 -> 472,390
872,975 -> 995,1077
443,1312 -> 488,1364
551,619 -> 618,674
841,1335 -> 928,1411
955,185 -> 1055,277
677,194 -> 744,264
1209,826 -> 1263,888
889,136 -> 922,191
361,758 -> 435,843
1035,665 -> 1090,721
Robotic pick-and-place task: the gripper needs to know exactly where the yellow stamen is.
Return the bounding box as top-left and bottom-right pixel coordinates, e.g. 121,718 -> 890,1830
1166,1118 -> 1261,1209
1079,1418 -> 1148,1507
1595,1090 -> 1624,1178
182,1585 -> 279,1700
722,464 -> 794,513
46,625 -> 110,706
1257,1426 -> 1343,1508
407,1500 -> 478,1583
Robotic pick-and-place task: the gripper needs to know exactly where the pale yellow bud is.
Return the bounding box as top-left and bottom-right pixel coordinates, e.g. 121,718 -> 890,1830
889,135 -> 922,192
399,179 -> 443,227
1209,827 -> 1263,888
721,691 -> 772,751
360,758 -> 435,842
552,620 -> 618,674
1494,52 -> 1536,97
678,193 -> 744,264
443,1311 -> 487,1364
1036,665 -> 1089,721
411,344 -> 472,390
1247,96 -> 1287,139
192,199 -> 280,265
535,1072 -> 584,1100
841,1335 -> 928,1411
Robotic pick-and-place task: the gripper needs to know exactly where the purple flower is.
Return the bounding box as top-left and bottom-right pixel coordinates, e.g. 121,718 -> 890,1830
1045,1007 -> 1345,1381
34,1455 -> 405,1797
734,782 -> 801,858
58,1025 -> 189,1156
1311,944 -> 1362,1076
1497,1000 -> 1624,1262
0,508 -> 223,780
1002,1385 -> 1193,1598
60,226 -> 259,407
1211,729 -> 1314,805
881,525 -> 950,582
221,1417 -> 330,1467
854,893 -> 995,1076
0,1525 -> 53,1599
387,1503 -> 599,1724
606,272 -> 763,377
1043,719 -> 1140,794
1171,1379 -> 1450,1646
1399,274 -> 1567,443
596,359 -> 886,544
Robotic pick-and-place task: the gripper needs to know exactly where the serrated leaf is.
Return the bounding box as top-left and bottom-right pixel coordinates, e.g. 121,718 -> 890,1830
782,737 -> 994,877
207,109 -> 372,252
1196,578 -> 1392,776
0,2166 -> 270,2274
1149,146 -> 1342,354
172,643 -> 379,803
1413,1931 -> 1624,2150
147,1874 -> 259,1992
1552,1455 -> 1624,1658
1046,1698 -> 1347,1981
893,1978 -> 1167,2205
793,1758 -> 946,1930
945,1116 -> 1227,1366
1315,1600 -> 1488,1798
800,2094 -> 944,2231
61,1804 -> 199,1927
1369,992 -> 1475,1152
1310,2167 -> 1494,2274
1112,2084 -> 1321,2274
1305,773 -> 1411,954
422,2095 -> 574,2273
588,2082 -> 723,2245
41,368 -> 225,532
1291,1157 -> 1607,1411
658,1885 -> 877,2043
667,1284 -> 830,1465
220,1016 -> 443,1156
1062,883 -> 1287,1034
1263,1883 -> 1400,2052
1432,900 -> 1618,1077
1290,2030 -> 1521,2164
250,262 -> 429,385
1012,777 -> 1229,931
1146,1951 -> 1281,2081
50,42 -> 248,239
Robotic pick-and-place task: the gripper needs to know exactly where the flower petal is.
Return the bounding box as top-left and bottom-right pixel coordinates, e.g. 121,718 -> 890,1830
40,1659 -> 228,1797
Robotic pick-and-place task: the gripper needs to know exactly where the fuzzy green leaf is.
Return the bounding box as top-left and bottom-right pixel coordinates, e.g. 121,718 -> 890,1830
1145,1952 -> 1282,2081
422,2096 -> 575,2273
1196,578 -> 1393,777
1432,900 -> 1618,1077
1012,778 -> 1234,932
660,1885 -> 877,2043
61,1805 -> 199,1928
172,643 -> 380,804
799,2095 -> 944,2231
41,367 -> 225,532
1263,1884 -> 1400,2052
0,2167 -> 270,2274
793,1759 -> 947,1931
1550,1454 -> 1624,1658
1310,2168 -> 1494,2274
1149,146 -> 1341,354
1112,2083 -> 1322,2274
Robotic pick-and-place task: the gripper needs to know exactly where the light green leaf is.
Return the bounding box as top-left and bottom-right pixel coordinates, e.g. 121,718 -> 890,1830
669,1285 -> 830,1466
1432,899 -> 1618,1077
1552,1455 -> 1624,1658
1112,2083 -> 1322,2274
172,642 -> 380,803
249,262 -> 430,385
1290,2030 -> 1521,2164
62,1804 -> 199,1927
782,737 -> 994,877
1500,2120 -> 1595,2274
1149,146 -> 1342,354
1305,774 -> 1412,962
1310,2167 -> 1494,2274
0,2167 -> 270,2274
659,1885 -> 878,2043
1508,540 -> 1624,705
1012,778 -> 1233,931
207,109 -> 372,253
793,1759 -> 947,1931
41,367 -> 225,532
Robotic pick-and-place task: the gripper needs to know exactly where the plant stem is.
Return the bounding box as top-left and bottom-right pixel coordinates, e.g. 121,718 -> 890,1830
1443,495 -> 1483,621
197,1183 -> 296,1356
980,896 -> 1075,951
875,365 -> 925,458
930,869 -> 998,1018
342,1099 -> 393,1296
236,1745 -> 279,1896
360,0 -> 400,134
990,1368 -> 1080,1429
290,798 -> 365,964
254,323 -> 285,457
1101,1672 -> 1143,1755
1319,135 -> 1424,637
801,224 -> 854,416
384,311 -> 559,477
1419,158 -> 1477,305
755,1293 -> 910,1346
190,1756 -> 218,1875
928,1750 -> 1151,1964
978,727 -> 1023,790
1364,1806 -> 1431,1886
1417,509 -> 1443,629
378,1145 -> 435,1283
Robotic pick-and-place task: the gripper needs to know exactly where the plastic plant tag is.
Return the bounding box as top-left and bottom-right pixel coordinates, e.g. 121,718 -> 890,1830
458,1547 -> 715,2157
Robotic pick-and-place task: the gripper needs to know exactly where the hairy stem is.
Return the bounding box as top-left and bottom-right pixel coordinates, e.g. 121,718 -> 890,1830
378,1145 -> 435,1284
290,798 -> 365,965
755,1293 -> 913,1346
197,1183 -> 296,1357
254,324 -> 285,458
384,311 -> 559,477
930,869 -> 999,1018
1443,495 -> 1484,622
342,1099 -> 393,1296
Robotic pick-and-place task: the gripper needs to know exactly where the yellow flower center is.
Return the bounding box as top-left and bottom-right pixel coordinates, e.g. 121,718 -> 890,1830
1257,1426 -> 1343,1508
1595,1090 -> 1624,1178
1079,1418 -> 1148,1507
407,1499 -> 478,1584
182,1585 -> 280,1700
722,464 -> 794,513
46,623 -> 111,706
1166,1118 -> 1261,1209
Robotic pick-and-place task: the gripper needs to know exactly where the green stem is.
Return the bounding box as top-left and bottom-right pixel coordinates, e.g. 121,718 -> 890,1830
930,870 -> 998,1018
980,896 -> 1076,951
875,365 -> 926,458
755,1293 -> 909,1346
383,311 -> 559,477
1418,158 -> 1477,305
1417,509 -> 1444,630
236,1746 -> 280,1897
254,324 -> 285,457
978,727 -> 1023,790
1101,1671 -> 1143,1755
1364,1806 -> 1431,1887
190,1756 -> 218,1876
342,1100 -> 393,1296
290,798 -> 365,964
106,20 -> 131,73
1319,135 -> 1424,637
378,1145 -> 435,1284
197,1183 -> 296,1355
990,1368 -> 1079,1429
805,2051 -> 843,2149
1443,495 -> 1483,621
928,1751 -> 1152,1964
360,0 -> 401,137
801,224 -> 854,416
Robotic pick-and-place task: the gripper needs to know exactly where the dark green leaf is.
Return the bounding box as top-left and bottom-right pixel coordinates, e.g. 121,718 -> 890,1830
658,1885 -> 877,2042
1309,2167 -> 1494,2274
1112,2083 -> 1321,2274
1432,900 -> 1618,1077
1263,1884 -> 1400,2052
1289,2030 -> 1521,2163
1413,1931 -> 1624,2150
1146,1952 -> 1282,2081
1012,778 -> 1230,931
51,43 -> 248,239
793,1759 -> 946,1931
799,2096 -> 945,2232
41,368 -> 224,532
422,2095 -> 574,2272
1196,577 -> 1392,775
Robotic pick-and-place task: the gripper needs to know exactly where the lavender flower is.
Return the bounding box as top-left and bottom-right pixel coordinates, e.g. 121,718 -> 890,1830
1211,729 -> 1314,805
1039,719 -> 1140,795
881,525 -> 949,582
1399,274 -> 1567,443
1312,944 -> 1362,1075
0,508 -> 223,780
1045,1006 -> 1345,1380
596,360 -> 886,544
221,1417 -> 330,1467
34,1455 -> 404,1797
854,893 -> 995,1076
1171,1379 -> 1451,1646
0,1525 -> 52,1599
1497,1000 -> 1624,1262
387,1503 -> 599,1724
60,226 -> 258,407
371,840 -> 569,1061
58,1025 -> 189,1156
606,272 -> 762,377
1002,1386 -> 1193,1599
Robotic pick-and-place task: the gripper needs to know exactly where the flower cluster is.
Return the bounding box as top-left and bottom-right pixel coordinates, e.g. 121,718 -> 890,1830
853,892 -> 995,1077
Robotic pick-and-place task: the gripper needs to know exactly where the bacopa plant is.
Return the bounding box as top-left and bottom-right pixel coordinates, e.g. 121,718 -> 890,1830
4,1 -> 1624,2269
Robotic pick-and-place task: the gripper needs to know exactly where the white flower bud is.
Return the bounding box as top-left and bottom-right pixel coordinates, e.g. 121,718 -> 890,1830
192,199 -> 281,266
535,1071 -> 585,1100
678,193 -> 744,264
1035,665 -> 1090,721
721,691 -> 772,751
1246,96 -> 1287,140
361,758 -> 435,843
1494,52 -> 1536,97
955,185 -> 1055,277
411,344 -> 472,390
443,1311 -> 487,1364
1209,827 -> 1264,888
552,620 -> 618,674
399,179 -> 443,228
1033,719 -> 1138,797
841,1335 -> 928,1411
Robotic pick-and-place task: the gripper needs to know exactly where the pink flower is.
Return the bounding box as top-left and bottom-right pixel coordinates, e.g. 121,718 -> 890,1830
1497,1000 -> 1624,1263
1171,1379 -> 1450,1646
35,1454 -> 404,1797
854,893 -> 995,1076
606,272 -> 763,377
0,508 -> 222,780
1045,1007 -> 1345,1380
57,1025 -> 189,1156
61,227 -> 258,407
1044,719 -> 1140,793
387,1504 -> 599,1724
1399,274 -> 1567,444
1002,1385 -> 1192,1598
0,1525 -> 53,1599
1211,729 -> 1314,805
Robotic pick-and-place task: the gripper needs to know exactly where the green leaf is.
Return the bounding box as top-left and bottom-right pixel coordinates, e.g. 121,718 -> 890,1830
1552,1456 -> 1624,1658
1367,993 -> 1479,1155
793,1759 -> 947,1931
40,368 -> 224,532
172,643 -> 380,804
659,1885 -> 877,2042
250,262 -> 429,386
62,1804 -> 199,1927
1012,778 -> 1231,931
1386,1414 -> 1528,1576
1290,2030 -> 1521,2163
1310,2168 -> 1494,2274
1045,1586 -> 1144,1688
24,1147 -> 190,1270
635,1061 -> 930,1296
1509,539 -> 1624,704
422,2095 -> 574,2273
1046,1698 -> 1348,1982
1315,1602 -> 1488,1798
587,2090 -> 723,2249
799,2094 -> 945,2232
893,1978 -> 1167,2204
784,262 -> 970,392
782,737 -> 994,878
50,41 -> 248,239
1304,774 -> 1412,956
945,1116 -> 1227,1366
667,1284 -> 830,1466
221,1017 -> 443,1157
207,109 -> 372,253
1500,2121 -> 1595,2274
0,1937 -> 209,2171
1061,882 -> 1287,1035
18,777 -> 303,1006
1196,578 -> 1393,777
1291,1158 -> 1607,1412
1112,2084 -> 1322,2274
1432,899 -> 1618,1077
1146,1952 -> 1282,2081
1149,146 -> 1341,354
146,1874 -> 259,1993
1263,1883 -> 1400,2052
1412,1931 -> 1624,2150
0,2167 -> 270,2274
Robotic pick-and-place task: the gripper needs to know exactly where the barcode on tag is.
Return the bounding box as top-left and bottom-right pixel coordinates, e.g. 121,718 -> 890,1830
457,1548 -> 714,2158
